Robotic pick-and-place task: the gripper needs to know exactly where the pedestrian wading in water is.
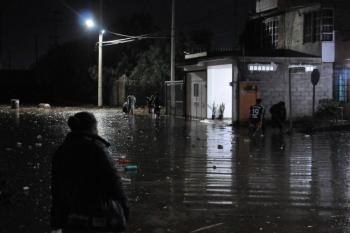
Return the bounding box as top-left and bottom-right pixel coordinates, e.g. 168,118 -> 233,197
51,112 -> 129,233
270,101 -> 287,134
249,98 -> 265,137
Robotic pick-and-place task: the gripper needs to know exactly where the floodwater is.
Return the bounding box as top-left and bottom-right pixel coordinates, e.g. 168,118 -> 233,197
1,108 -> 350,233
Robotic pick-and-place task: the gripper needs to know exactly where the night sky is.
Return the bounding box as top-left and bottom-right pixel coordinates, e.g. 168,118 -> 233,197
0,0 -> 255,69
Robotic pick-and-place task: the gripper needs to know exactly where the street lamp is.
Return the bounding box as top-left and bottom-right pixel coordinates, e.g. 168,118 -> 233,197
83,17 -> 153,107
85,19 -> 95,28
84,18 -> 104,107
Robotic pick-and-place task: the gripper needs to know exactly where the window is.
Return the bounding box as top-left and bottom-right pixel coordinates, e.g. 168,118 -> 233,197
304,12 -> 320,42
304,9 -> 334,43
334,68 -> 350,102
304,13 -> 313,42
193,84 -> 199,97
263,17 -> 279,48
322,9 -> 334,41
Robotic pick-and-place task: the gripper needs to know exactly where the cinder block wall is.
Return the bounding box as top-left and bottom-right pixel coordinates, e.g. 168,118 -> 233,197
239,57 -> 333,119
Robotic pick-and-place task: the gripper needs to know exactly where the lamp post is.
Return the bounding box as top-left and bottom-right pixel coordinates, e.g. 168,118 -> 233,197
98,30 -> 105,107
85,19 -> 104,107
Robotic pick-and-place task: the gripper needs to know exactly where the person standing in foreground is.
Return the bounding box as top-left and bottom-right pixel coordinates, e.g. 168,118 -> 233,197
51,112 -> 129,233
249,98 -> 265,136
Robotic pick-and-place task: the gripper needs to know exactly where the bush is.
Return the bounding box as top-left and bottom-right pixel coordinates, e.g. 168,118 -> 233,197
315,99 -> 340,120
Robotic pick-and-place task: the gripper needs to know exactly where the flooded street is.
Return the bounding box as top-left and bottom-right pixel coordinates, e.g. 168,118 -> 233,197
1,108 -> 350,233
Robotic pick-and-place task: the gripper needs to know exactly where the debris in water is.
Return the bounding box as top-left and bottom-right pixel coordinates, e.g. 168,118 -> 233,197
118,159 -> 130,164
121,177 -> 131,182
125,165 -> 138,171
191,223 -> 224,233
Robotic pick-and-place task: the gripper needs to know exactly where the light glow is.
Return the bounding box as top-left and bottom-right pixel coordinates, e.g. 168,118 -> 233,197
85,19 -> 95,28
248,63 -> 276,72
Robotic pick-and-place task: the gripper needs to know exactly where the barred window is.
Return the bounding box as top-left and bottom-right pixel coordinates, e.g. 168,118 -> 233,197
263,17 -> 279,48
304,9 -> 334,43
322,9 -> 334,41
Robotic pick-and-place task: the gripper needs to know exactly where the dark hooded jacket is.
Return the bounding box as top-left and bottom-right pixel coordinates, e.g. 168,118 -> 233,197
51,132 -> 128,229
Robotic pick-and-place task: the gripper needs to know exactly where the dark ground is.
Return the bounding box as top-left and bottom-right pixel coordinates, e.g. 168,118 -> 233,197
1,107 -> 350,233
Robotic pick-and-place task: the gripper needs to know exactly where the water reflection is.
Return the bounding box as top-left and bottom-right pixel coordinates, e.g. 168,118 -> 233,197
2,109 -> 350,232
205,124 -> 233,205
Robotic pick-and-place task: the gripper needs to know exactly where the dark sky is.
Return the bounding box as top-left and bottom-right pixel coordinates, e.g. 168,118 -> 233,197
0,0 -> 255,69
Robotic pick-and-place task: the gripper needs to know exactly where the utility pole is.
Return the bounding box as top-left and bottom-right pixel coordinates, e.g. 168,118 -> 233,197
0,12 -> 2,65
288,68 -> 292,130
34,35 -> 39,65
170,0 -> 176,114
233,0 -> 237,48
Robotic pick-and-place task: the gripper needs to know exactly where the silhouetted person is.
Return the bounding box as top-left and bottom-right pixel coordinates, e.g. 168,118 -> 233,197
122,101 -> 128,114
249,98 -> 265,136
270,101 -> 287,133
153,93 -> 161,118
51,112 -> 129,233
146,95 -> 154,114
127,94 -> 136,115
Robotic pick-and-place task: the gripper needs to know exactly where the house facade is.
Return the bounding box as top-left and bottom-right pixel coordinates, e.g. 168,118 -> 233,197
246,0 -> 350,103
179,0 -> 350,122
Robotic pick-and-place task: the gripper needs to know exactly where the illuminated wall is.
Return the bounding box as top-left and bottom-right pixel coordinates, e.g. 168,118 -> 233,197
207,64 -> 232,119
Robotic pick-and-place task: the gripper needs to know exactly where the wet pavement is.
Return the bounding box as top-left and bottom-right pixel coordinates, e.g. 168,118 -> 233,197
1,108 -> 350,232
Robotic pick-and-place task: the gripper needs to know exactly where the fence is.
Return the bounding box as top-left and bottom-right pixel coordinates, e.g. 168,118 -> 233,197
165,80 -> 184,117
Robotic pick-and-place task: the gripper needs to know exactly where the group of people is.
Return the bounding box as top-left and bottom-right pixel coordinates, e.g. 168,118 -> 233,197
122,93 -> 162,118
249,98 -> 287,136
146,93 -> 161,117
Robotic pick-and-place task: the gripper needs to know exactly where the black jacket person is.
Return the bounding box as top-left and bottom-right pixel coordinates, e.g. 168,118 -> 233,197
51,112 -> 129,232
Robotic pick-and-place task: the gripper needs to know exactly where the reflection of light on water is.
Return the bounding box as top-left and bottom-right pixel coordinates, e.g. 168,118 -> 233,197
14,109 -> 20,126
183,122 -> 235,206
288,136 -> 313,207
206,125 -> 233,205
94,111 -> 112,139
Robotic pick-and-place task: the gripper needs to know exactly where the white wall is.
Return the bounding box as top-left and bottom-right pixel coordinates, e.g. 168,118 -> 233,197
322,40 -> 335,63
207,64 -> 233,119
256,0 -> 278,13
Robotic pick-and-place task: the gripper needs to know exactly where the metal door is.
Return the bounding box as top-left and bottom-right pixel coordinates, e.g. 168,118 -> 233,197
191,79 -> 207,119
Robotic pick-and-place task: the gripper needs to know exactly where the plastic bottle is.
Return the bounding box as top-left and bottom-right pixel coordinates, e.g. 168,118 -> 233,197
124,165 -> 138,171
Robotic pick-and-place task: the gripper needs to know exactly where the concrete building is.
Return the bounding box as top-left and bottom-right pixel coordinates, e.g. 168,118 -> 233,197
245,0 -> 350,103
180,0 -> 350,122
182,51 -> 239,121
182,50 -> 330,121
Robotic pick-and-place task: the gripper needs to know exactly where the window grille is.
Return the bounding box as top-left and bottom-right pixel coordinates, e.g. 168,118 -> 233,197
303,9 -> 334,43
263,17 -> 279,48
